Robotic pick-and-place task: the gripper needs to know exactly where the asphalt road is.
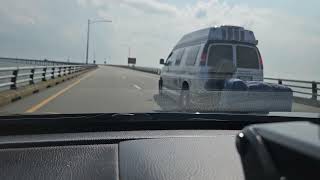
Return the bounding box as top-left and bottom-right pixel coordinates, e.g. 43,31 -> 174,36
0,66 -> 319,114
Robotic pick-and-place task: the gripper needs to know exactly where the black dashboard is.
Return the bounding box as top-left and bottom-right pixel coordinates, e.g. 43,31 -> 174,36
0,130 -> 242,180
0,113 -> 318,180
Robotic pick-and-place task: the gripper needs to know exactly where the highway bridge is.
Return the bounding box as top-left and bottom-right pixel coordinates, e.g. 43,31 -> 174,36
0,65 -> 319,114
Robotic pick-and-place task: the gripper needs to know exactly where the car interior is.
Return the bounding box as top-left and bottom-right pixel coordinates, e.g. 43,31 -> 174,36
0,113 -> 318,180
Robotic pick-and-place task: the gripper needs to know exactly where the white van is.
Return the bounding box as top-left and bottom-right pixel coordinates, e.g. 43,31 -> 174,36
159,25 -> 264,110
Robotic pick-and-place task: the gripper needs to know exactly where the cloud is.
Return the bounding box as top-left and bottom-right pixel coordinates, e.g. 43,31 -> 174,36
77,0 -> 178,15
0,1 -> 40,25
0,0 -> 319,80
195,9 -> 207,19
77,0 -> 320,80
123,0 -> 178,15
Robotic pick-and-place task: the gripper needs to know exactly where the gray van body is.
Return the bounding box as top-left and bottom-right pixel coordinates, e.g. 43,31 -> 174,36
159,26 -> 264,109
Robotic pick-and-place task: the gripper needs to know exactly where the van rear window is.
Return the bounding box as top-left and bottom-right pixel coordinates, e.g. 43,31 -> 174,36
236,46 -> 259,69
207,45 -> 233,67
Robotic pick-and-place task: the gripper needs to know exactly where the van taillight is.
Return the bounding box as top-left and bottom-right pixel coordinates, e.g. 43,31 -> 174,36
258,51 -> 263,69
260,57 -> 264,69
200,52 -> 207,66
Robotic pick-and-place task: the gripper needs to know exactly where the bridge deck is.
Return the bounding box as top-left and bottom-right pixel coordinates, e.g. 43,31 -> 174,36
0,66 -> 319,114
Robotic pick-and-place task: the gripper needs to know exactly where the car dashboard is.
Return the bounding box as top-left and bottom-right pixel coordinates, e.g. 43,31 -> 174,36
0,112 -> 318,180
0,130 -> 242,180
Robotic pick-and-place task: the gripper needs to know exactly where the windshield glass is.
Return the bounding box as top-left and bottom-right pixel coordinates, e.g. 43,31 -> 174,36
0,0 -> 319,116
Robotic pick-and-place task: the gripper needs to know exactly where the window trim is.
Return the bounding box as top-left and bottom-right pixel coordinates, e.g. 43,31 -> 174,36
166,51 -> 176,66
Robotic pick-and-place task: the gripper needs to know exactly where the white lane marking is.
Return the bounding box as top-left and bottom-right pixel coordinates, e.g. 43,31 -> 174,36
135,74 -> 159,80
134,78 -> 145,85
133,84 -> 142,90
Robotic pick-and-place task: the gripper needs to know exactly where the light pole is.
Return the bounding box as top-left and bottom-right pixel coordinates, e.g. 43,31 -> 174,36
85,19 -> 112,64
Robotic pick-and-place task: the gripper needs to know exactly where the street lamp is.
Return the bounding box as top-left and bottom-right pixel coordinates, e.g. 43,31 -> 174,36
86,19 -> 112,64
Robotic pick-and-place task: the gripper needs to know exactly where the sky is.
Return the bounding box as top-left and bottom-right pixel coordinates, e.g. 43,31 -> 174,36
0,0 -> 319,81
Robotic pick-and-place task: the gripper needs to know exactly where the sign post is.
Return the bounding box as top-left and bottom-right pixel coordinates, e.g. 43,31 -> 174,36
128,58 -> 136,67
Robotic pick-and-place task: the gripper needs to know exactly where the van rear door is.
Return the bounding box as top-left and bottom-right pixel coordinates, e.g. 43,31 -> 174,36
235,45 -> 263,81
206,44 -> 235,77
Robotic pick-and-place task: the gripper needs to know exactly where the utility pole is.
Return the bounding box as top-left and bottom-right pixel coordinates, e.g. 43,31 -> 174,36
85,19 -> 90,64
85,19 -> 112,64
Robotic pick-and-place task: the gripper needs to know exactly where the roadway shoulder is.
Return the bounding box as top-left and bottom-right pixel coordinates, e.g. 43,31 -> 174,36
0,68 -> 96,107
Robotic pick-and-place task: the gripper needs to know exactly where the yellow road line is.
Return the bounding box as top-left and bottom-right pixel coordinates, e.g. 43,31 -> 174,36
25,71 -> 96,113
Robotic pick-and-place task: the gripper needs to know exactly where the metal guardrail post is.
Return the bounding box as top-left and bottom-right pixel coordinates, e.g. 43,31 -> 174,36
278,79 -> 282,85
29,69 -> 35,85
312,81 -> 317,100
58,67 -> 62,77
42,67 -> 47,81
10,69 -> 18,89
67,66 -> 71,74
51,67 -> 55,79
63,67 -> 66,75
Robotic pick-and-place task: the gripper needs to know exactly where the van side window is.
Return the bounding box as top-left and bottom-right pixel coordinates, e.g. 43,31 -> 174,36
174,48 -> 185,66
207,45 -> 233,67
185,45 -> 200,66
166,51 -> 176,66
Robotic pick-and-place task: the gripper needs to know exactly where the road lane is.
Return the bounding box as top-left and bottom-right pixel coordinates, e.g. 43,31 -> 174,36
0,73 -> 87,114
27,66 -> 161,113
0,66 -> 319,114
25,70 -> 97,113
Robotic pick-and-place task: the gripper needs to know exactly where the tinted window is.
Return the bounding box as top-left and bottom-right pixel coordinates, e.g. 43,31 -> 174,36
185,45 -> 200,66
207,45 -> 233,67
166,51 -> 176,66
174,48 -> 185,66
236,46 -> 259,69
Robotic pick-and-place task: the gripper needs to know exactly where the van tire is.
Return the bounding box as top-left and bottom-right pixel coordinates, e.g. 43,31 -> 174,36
179,83 -> 190,111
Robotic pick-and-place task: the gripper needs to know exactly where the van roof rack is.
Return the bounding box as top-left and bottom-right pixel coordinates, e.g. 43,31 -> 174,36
174,26 -> 258,49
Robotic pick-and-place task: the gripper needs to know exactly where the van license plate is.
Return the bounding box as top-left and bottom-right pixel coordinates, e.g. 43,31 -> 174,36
238,76 -> 252,81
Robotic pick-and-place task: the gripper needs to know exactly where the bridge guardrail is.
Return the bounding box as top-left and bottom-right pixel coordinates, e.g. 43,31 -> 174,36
109,64 -> 319,103
264,78 -> 319,101
0,65 -> 96,91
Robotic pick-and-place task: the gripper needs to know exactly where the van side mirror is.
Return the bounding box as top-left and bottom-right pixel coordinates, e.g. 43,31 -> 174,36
160,59 -> 165,65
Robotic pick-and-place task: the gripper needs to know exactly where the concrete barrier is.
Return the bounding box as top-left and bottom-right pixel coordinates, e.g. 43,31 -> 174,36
0,67 -> 96,107
293,97 -> 320,107
107,65 -> 161,75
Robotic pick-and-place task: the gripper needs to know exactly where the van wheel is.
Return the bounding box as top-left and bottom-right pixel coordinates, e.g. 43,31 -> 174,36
179,88 -> 190,111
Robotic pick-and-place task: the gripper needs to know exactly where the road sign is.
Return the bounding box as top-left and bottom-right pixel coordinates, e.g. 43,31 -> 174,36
128,58 -> 136,65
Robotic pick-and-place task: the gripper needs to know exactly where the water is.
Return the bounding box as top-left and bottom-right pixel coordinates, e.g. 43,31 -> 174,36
0,60 -> 29,67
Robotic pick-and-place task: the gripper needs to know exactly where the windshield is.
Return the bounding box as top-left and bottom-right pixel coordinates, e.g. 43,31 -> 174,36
0,0 -> 319,116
